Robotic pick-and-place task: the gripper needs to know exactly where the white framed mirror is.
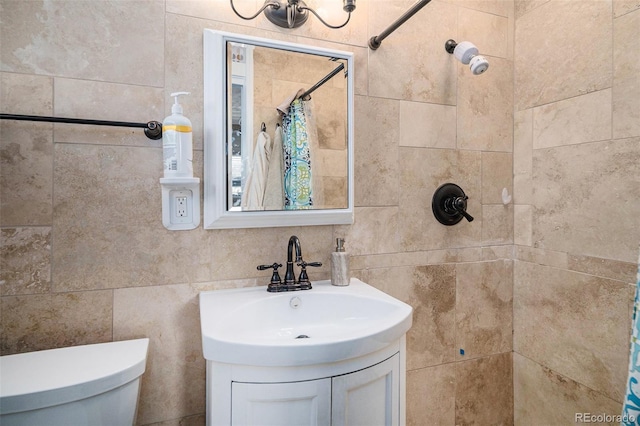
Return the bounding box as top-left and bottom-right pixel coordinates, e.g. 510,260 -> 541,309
203,30 -> 354,229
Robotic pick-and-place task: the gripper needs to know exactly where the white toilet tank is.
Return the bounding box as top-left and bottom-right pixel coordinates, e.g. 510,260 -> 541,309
0,338 -> 149,426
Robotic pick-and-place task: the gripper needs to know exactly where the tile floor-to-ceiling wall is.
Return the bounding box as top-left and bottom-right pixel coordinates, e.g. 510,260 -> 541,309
513,0 -> 639,424
3,0 -> 515,424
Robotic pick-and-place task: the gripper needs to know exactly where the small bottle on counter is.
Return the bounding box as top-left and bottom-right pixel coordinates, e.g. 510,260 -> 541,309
331,238 -> 350,286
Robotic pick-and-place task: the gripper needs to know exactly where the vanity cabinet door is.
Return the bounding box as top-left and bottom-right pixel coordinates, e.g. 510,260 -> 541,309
331,354 -> 400,426
231,378 -> 331,426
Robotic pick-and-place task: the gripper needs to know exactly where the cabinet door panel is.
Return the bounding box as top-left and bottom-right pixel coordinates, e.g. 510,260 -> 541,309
231,379 -> 331,426
331,354 -> 400,426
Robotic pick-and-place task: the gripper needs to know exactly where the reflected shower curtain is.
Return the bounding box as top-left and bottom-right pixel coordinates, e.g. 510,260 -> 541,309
623,247 -> 640,425
282,98 -> 313,210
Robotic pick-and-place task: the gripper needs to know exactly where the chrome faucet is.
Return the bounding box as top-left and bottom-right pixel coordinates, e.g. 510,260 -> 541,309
257,235 -> 322,292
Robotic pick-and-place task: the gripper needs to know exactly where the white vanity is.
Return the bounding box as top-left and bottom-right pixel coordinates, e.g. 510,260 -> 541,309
200,29 -> 410,424
199,279 -> 412,426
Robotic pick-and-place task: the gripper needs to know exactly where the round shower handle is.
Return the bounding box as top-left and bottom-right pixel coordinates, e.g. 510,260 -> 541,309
432,183 -> 474,226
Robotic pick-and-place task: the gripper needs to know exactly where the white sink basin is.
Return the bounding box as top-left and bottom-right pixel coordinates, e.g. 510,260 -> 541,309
199,278 -> 412,367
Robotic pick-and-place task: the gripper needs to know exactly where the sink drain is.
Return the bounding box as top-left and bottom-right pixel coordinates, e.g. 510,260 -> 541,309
295,334 -> 310,339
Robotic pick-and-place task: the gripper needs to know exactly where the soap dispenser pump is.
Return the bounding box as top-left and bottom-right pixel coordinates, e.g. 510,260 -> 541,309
331,238 -> 350,286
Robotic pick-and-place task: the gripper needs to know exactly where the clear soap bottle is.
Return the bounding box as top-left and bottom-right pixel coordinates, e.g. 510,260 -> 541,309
162,92 -> 193,178
331,238 -> 350,286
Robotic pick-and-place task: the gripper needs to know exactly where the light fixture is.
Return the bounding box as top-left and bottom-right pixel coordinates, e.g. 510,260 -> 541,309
230,0 -> 356,29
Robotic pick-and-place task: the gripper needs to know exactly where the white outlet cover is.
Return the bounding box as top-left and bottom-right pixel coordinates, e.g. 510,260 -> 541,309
160,177 -> 200,230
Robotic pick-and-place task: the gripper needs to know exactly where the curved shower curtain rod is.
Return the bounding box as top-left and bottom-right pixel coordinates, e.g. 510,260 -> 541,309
368,0 -> 432,50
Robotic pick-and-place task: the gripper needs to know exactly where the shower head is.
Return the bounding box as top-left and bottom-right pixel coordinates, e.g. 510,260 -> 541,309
445,39 -> 489,75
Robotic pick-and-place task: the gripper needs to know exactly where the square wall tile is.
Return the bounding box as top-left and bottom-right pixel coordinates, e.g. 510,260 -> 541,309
482,151 -> 513,204
1,73 -> 54,226
0,121 -> 53,226
166,0 -> 260,26
455,352 -> 513,425
568,254 -> 637,284
459,7 -> 509,59
532,138 -> 640,263
354,95 -> 399,207
361,265 -> 456,370
333,207 -> 399,256
0,72 -> 53,115
613,0 -> 640,17
0,290 -> 113,355
514,0 -> 550,20
53,78 -> 164,147
532,89 -> 612,149
513,108 -> 533,205
456,260 -> 512,359
447,0 -> 513,17
1,227 -> 51,296
113,283 -> 207,425
514,353 -> 623,425
613,9 -> 640,139
407,364 -> 455,426
513,204 -> 532,246
399,101 -> 456,149
0,0 -> 164,86
457,57 -> 513,152
514,0 -> 612,109
514,261 -> 632,402
368,0 -> 457,104
482,204 -> 513,246
514,245 -> 568,270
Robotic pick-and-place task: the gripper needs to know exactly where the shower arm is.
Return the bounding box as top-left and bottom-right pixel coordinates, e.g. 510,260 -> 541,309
368,0 -> 432,50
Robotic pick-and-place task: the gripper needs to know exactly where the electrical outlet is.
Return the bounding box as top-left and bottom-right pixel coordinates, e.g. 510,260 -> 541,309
170,190 -> 192,224
160,177 -> 200,231
176,196 -> 188,217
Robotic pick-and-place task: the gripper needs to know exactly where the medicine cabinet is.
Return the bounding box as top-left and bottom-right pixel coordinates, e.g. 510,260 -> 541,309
203,30 -> 354,229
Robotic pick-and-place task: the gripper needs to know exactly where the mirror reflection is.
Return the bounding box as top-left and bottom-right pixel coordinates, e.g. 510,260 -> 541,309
227,42 -> 349,212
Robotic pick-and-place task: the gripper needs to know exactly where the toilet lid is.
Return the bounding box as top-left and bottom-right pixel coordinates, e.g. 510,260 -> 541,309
0,338 -> 149,414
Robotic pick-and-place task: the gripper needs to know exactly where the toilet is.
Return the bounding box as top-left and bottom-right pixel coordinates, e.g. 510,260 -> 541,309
0,338 -> 149,426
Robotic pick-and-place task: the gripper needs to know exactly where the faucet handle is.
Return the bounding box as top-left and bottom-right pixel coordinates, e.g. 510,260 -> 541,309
296,261 -> 322,268
257,263 -> 283,285
297,261 -> 322,288
257,263 -> 282,270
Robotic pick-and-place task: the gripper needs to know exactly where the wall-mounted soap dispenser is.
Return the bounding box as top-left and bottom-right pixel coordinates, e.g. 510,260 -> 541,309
160,92 -> 200,230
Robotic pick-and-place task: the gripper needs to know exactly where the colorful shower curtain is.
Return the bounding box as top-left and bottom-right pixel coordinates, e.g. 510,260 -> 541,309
281,98 -> 313,210
622,247 -> 640,425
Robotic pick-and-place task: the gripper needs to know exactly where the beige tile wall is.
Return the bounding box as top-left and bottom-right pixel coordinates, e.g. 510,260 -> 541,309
513,0 -> 639,424
2,0 -> 514,424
